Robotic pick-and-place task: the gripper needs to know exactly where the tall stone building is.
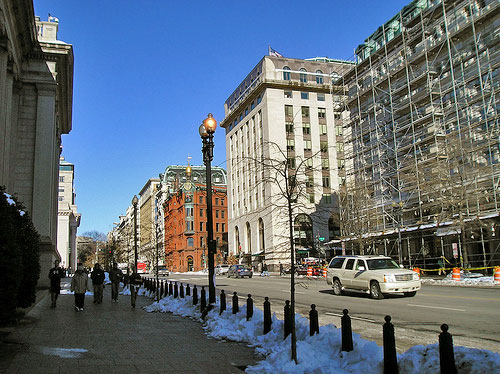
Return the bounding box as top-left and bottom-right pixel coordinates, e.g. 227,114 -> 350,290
138,178 -> 161,265
0,2 -> 74,287
57,157 -> 80,272
340,0 -> 500,268
220,55 -> 353,270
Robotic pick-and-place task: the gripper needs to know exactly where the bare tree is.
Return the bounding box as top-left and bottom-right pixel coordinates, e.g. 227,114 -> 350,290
237,139 -> 336,364
78,230 -> 106,267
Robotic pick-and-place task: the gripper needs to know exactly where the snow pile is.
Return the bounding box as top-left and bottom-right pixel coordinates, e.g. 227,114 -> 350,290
142,288 -> 500,373
422,275 -> 498,286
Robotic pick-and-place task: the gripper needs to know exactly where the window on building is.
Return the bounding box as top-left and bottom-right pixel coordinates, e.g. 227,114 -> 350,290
300,68 -> 307,83
319,124 -> 327,135
334,113 -> 341,120
58,188 -> 64,193
257,95 -> 261,104
306,175 -> 314,187
216,223 -> 220,232
323,193 -> 332,204
317,93 -> 325,101
303,123 -> 310,135
59,176 -> 65,182
301,106 -> 309,117
287,158 -> 296,169
285,105 -> 293,117
186,207 -> 193,217
323,176 -> 330,188
322,158 -> 329,169
318,108 -> 326,119
58,196 -> 64,201
337,143 -> 344,153
287,139 -> 295,151
301,92 -> 309,100
200,222 -> 204,231
200,208 -> 203,217
284,90 -> 292,98
306,158 -> 313,169
186,221 -> 194,231
215,198 -> 219,205
221,199 -> 224,205
338,159 -> 345,170
222,210 -> 225,218
304,140 -> 312,151
336,125 -> 343,136
283,66 -> 291,80
316,70 -> 324,84
200,237 -> 204,247
320,141 -> 328,153
286,121 -> 294,134
222,223 -> 226,232
187,238 -> 194,247
216,210 -> 219,218
199,196 -> 203,204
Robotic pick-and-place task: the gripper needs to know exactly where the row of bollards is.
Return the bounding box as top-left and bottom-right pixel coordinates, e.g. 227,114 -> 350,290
143,279 -> 458,374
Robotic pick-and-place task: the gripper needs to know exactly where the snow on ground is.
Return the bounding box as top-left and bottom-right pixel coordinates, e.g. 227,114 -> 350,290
140,287 -> 500,373
422,273 -> 499,287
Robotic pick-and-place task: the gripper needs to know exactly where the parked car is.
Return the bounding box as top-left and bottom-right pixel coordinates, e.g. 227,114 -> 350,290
227,264 -> 253,278
215,264 -> 230,275
157,265 -> 169,277
326,255 -> 421,299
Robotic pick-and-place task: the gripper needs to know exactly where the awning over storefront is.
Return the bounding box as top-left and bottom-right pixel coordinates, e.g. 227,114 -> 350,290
251,251 -> 264,257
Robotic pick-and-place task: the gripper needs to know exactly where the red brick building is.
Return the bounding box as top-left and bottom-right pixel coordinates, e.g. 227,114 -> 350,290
163,165 -> 228,272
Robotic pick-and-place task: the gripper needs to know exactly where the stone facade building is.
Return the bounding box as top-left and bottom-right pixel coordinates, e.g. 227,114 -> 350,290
57,157 -> 80,272
220,55 -> 353,270
139,178 -> 161,265
0,2 -> 74,287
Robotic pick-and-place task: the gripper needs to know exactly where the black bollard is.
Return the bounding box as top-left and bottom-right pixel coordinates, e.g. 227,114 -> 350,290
439,324 -> 457,374
193,285 -> 198,305
341,309 -> 353,352
160,281 -> 164,298
309,304 -> 319,336
169,281 -> 173,296
186,283 -> 191,296
180,283 -> 184,298
246,294 -> 253,321
284,300 -> 291,339
200,286 -> 206,311
219,290 -> 226,315
383,316 -> 398,374
174,282 -> 178,298
263,297 -> 272,334
232,292 -> 239,314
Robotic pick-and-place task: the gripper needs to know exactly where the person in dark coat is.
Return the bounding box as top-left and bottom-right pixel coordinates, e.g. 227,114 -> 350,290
48,260 -> 65,308
109,262 -> 123,302
129,271 -> 143,308
90,263 -> 105,304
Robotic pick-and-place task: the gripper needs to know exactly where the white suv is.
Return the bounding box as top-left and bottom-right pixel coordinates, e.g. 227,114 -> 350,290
326,255 -> 421,299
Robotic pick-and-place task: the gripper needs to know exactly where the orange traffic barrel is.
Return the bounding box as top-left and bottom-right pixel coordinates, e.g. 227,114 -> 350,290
322,268 -> 327,278
412,267 -> 420,276
452,267 -> 461,281
307,266 -> 313,276
494,266 -> 500,284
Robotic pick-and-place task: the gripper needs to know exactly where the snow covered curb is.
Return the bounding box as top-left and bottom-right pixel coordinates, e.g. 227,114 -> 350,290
422,276 -> 499,287
139,288 -> 500,373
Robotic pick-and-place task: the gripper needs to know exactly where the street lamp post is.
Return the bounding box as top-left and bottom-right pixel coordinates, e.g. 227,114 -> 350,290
132,195 -> 139,273
199,113 -> 217,305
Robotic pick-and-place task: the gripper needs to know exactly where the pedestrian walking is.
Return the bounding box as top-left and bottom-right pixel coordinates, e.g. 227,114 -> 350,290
70,263 -> 89,311
261,262 -> 269,277
129,271 -> 143,308
48,259 -> 65,308
279,262 -> 284,276
438,257 -> 446,276
109,262 -> 123,302
90,263 -> 105,304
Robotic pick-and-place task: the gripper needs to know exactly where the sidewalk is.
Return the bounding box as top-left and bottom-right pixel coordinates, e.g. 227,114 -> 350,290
0,279 -> 258,373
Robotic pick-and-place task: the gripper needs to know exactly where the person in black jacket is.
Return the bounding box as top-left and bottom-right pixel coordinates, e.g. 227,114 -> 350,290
129,271 -> 143,308
90,263 -> 105,304
48,260 -> 65,308
109,262 -> 123,302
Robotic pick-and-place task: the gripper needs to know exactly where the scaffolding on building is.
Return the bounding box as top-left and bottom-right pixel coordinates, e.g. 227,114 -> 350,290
338,0 -> 500,272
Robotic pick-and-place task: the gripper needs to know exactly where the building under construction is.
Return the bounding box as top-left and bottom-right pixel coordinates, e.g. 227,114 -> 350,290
338,0 -> 500,271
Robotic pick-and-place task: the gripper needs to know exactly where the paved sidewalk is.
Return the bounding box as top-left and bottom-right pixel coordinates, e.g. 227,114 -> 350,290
0,279 -> 258,373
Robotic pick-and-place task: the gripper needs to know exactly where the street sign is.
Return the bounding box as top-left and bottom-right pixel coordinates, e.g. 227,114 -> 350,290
319,237 -> 325,241
452,243 -> 458,259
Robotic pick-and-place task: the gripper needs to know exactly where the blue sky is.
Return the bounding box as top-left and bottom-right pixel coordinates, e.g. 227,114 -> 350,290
33,0 -> 407,235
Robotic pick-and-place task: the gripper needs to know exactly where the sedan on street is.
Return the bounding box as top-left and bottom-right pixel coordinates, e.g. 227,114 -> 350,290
227,264 -> 253,278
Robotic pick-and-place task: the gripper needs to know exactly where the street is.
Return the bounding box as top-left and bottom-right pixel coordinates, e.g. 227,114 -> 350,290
158,273 -> 500,353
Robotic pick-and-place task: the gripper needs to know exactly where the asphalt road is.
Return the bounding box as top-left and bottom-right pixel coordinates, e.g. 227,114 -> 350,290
153,273 -> 500,353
